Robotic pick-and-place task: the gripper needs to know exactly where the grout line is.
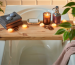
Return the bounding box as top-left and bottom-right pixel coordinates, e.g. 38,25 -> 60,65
5,0 -> 7,6
20,0 -> 22,5
50,2 -> 51,5
66,0 -> 68,3
35,0 -> 37,5
51,0 -> 53,5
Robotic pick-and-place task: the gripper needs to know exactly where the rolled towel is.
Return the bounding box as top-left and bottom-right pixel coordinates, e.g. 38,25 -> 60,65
53,41 -> 75,65
60,47 -> 75,65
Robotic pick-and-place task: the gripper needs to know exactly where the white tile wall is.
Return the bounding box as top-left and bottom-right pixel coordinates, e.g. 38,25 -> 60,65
0,0 -> 74,6
0,0 -> 74,20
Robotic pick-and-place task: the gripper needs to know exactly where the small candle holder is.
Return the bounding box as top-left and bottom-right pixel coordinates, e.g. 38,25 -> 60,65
43,12 -> 51,25
62,19 -> 67,23
73,21 -> 75,25
8,28 -> 14,33
40,23 -> 44,27
51,23 -> 57,28
22,24 -> 28,29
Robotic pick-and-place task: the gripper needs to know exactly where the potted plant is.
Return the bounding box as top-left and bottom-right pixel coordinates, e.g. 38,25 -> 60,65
55,1 -> 75,42
0,1 -> 4,13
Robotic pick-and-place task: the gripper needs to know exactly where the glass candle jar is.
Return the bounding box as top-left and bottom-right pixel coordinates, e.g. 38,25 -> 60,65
43,12 -> 51,25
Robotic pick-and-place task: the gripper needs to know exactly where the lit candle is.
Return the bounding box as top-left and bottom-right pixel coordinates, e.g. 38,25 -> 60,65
51,23 -> 56,28
45,13 -> 50,18
40,23 -> 44,27
8,28 -> 14,33
22,24 -> 27,28
43,12 -> 51,25
73,21 -> 75,25
62,19 -> 67,22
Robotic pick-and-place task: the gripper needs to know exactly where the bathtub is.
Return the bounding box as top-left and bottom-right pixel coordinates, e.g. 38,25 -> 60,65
1,5 -> 69,65
2,40 -> 62,65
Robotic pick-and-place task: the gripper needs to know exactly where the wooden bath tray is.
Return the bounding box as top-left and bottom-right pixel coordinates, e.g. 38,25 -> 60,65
0,20 -> 74,40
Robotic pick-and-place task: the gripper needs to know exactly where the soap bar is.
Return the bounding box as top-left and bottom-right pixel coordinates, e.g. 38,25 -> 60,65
27,18 -> 40,24
29,19 -> 38,23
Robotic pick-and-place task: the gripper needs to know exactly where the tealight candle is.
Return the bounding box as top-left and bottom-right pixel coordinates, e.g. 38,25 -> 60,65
62,19 -> 67,22
73,21 -> 75,25
51,23 -> 56,28
40,23 -> 44,27
22,24 -> 27,28
8,28 -> 14,33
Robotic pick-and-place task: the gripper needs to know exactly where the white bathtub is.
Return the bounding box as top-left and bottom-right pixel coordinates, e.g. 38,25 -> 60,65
1,40 -> 62,65
1,5 -> 70,65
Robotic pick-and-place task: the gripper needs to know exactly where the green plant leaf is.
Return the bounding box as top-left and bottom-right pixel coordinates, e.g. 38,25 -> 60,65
63,31 -> 69,42
69,29 -> 75,42
0,8 -> 4,13
0,1 -> 3,6
62,8 -> 70,15
64,2 -> 75,7
55,29 -> 65,35
71,7 -> 75,17
59,22 -> 72,28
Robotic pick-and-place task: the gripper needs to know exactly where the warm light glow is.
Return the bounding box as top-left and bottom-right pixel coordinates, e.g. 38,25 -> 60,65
8,28 -> 13,33
73,21 -> 75,25
40,23 -> 44,27
45,13 -> 50,17
22,24 -> 27,28
62,19 -> 67,22
44,13 -> 50,18
46,13 -> 49,16
51,23 -> 56,28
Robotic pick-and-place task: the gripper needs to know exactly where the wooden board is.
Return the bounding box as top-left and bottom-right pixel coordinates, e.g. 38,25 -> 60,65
0,21 -> 74,40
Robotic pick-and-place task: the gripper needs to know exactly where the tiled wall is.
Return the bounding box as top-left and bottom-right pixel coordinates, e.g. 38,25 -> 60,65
0,0 -> 75,20
0,0 -> 73,6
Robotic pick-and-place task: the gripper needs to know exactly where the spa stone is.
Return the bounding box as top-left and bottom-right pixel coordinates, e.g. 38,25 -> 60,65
6,16 -> 13,21
10,12 -> 16,17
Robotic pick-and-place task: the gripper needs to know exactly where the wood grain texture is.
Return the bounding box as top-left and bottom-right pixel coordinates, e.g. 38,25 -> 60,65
0,21 -> 74,40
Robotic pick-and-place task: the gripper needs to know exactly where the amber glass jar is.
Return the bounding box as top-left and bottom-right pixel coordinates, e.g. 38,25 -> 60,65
43,12 -> 51,25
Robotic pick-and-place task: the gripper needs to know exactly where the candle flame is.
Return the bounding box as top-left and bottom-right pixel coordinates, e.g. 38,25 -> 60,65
62,19 -> 67,22
40,23 -> 44,27
22,24 -> 27,28
52,23 -> 56,28
47,13 -> 49,16
73,21 -> 75,25
8,28 -> 13,33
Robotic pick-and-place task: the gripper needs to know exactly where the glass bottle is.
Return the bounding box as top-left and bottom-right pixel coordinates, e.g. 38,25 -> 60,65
52,6 -> 61,24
